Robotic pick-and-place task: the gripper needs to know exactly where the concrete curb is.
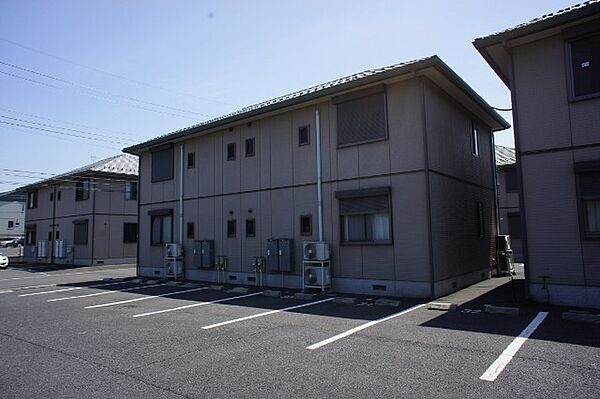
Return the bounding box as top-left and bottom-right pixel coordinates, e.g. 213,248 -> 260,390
375,298 -> 401,307
209,285 -> 224,291
562,311 -> 600,324
484,304 -> 519,316
166,281 -> 180,287
294,293 -> 316,300
333,297 -> 358,305
144,280 -> 159,285
130,278 -> 143,284
427,302 -> 457,311
182,283 -> 200,288
227,287 -> 249,294
262,290 -> 282,297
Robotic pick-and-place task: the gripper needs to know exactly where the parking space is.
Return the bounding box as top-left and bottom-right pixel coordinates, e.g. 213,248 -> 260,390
1,265 -> 599,398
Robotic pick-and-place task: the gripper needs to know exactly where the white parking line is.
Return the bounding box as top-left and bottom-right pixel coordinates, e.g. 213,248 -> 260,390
19,280 -> 128,297
480,311 -> 549,382
202,297 -> 335,330
47,283 -> 166,302
0,284 -> 57,294
0,267 -> 133,281
306,303 -> 426,350
84,286 -> 209,309
132,292 -> 264,318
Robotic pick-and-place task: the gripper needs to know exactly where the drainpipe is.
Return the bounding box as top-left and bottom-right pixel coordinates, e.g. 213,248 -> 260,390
315,108 -> 324,242
179,144 -> 184,246
50,186 -> 57,264
490,133 -> 500,237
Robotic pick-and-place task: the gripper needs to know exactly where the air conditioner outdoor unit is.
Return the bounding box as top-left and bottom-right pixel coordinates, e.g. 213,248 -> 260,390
165,260 -> 183,277
37,240 -> 48,258
304,265 -> 331,286
54,239 -> 66,258
165,243 -> 183,258
303,241 -> 331,261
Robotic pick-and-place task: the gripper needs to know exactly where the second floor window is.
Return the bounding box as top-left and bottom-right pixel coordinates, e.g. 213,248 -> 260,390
471,121 -> 480,157
125,181 -> 138,201
227,143 -> 236,161
151,145 -> 174,182
569,33 -> 600,99
75,179 -> 90,201
27,190 -> 37,209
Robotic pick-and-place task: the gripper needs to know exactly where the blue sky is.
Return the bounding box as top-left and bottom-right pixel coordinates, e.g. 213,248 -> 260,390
0,0 -> 577,192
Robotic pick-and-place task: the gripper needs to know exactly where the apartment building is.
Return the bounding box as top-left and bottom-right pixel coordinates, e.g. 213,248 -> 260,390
20,154 -> 139,266
474,1 -> 600,307
0,190 -> 25,241
495,145 -> 523,261
124,56 -> 508,298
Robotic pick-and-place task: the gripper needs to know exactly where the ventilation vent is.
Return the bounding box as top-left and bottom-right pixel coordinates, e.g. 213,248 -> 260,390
228,275 -> 237,281
372,284 -> 387,291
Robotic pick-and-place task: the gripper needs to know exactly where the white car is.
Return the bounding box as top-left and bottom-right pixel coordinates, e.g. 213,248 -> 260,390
0,252 -> 8,269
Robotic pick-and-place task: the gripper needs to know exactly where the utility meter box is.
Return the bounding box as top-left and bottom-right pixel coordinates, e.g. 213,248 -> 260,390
193,240 -> 214,269
266,238 -> 295,272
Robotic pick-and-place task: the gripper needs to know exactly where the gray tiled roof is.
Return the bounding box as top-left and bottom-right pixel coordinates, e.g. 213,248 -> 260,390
475,0 -> 600,43
495,145 -> 516,167
16,154 -> 138,192
124,55 -> 509,154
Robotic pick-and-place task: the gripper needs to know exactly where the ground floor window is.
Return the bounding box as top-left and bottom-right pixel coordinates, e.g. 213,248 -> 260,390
25,225 -> 36,245
575,163 -> 600,239
336,187 -> 392,244
73,220 -> 89,245
151,214 -> 173,245
123,223 -> 138,243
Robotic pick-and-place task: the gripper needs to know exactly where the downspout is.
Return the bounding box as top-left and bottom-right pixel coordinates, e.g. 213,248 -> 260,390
90,179 -> 96,266
179,144 -> 184,244
50,186 -> 57,264
315,108 -> 324,242
136,161 -> 141,277
490,133 -> 500,236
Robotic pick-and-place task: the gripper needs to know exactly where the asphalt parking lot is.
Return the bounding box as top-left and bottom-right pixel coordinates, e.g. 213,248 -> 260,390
1,264 -> 599,398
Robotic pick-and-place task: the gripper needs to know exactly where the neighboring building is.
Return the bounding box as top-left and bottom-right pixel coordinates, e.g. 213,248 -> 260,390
474,1 -> 600,308
495,145 -> 523,261
0,190 -> 25,240
19,154 -> 139,266
124,56 -> 509,298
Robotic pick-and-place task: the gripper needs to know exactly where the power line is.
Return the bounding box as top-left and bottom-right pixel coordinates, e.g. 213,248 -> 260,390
0,115 -> 132,143
0,106 -> 145,138
0,168 -> 56,176
0,126 -> 122,150
0,36 -> 238,107
0,60 -> 213,117
0,120 -> 129,145
0,69 -> 201,120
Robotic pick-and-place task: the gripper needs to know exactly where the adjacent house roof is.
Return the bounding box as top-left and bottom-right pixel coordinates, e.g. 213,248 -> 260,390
0,190 -> 26,202
15,154 -> 138,192
473,0 -> 600,86
123,55 -> 509,154
495,145 -> 516,167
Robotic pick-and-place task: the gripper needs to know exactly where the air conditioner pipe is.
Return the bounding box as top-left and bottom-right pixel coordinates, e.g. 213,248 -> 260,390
315,108 -> 324,242
179,144 -> 184,281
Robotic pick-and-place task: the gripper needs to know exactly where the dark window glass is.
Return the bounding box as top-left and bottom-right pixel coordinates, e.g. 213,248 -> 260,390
339,194 -> 391,244
471,121 -> 480,157
27,191 -> 38,209
245,218 -> 256,237
49,192 -> 54,202
245,138 -> 255,157
227,143 -> 236,161
577,171 -> 600,238
8,220 -> 14,229
55,231 -> 60,240
123,223 -> 138,243
187,152 -> 196,169
125,181 -> 138,200
151,146 -> 174,182
508,213 -> 522,238
48,231 -> 52,241
75,179 -> 90,201
187,222 -> 195,239
300,215 -> 312,236
74,220 -> 89,245
151,214 -> 173,245
570,33 -> 600,98
505,167 -> 518,193
476,202 -> 485,239
227,220 -> 236,237
298,125 -> 310,146
25,225 -> 36,245
336,91 -> 386,147
57,191 -> 61,200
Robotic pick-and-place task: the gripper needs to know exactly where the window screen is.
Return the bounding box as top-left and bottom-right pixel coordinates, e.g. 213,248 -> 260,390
245,218 -> 255,237
227,220 -> 237,237
75,179 -> 90,201
298,125 -> 310,146
300,215 -> 312,236
570,33 -> 600,98
227,143 -> 236,161
151,146 -> 174,182
336,90 -> 387,146
187,152 -> 196,169
73,220 -> 89,245
123,223 -> 138,243
245,138 -> 255,157
505,167 -> 518,193
125,181 -> 138,200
